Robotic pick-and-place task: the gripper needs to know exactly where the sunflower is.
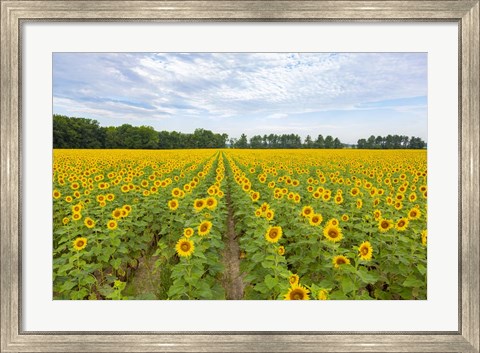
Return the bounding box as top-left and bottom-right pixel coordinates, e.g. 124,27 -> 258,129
421,230 -> 427,246
122,204 -> 132,213
395,218 -> 409,231
334,195 -> 344,205
278,246 -> 285,256
193,198 -> 206,212
172,188 -> 182,197
168,199 -> 179,211
112,208 -> 123,220
358,241 -> 373,260
284,284 -> 310,300
301,206 -> 314,218
53,190 -> 61,199
318,289 -> 329,300
378,218 -> 393,233
73,237 -> 87,251
350,187 -> 360,196
373,209 -> 382,220
323,224 -> 343,242
175,238 -> 194,258
107,220 -> 118,230
332,255 -> 350,268
184,227 -> 194,238
250,192 -> 260,202
327,218 -> 339,227
84,217 -> 95,229
265,226 -> 282,243
205,197 -> 218,210
72,204 -> 82,213
198,220 -> 212,236
72,212 -> 82,221
106,193 -> 115,202
254,208 -> 262,217
309,214 -> 323,226
265,209 -> 274,221
289,274 -> 299,286
356,199 -> 363,209
341,214 -> 349,222
408,207 -> 421,220
260,202 -> 269,213
62,217 -> 70,225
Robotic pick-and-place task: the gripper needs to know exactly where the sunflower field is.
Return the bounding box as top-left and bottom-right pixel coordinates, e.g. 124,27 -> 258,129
53,149 -> 427,300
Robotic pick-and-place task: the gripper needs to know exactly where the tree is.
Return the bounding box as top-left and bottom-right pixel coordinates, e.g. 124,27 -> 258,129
304,135 -> 313,148
324,135 -> 334,149
250,135 -> 263,149
315,134 -> 325,148
357,138 -> 367,149
333,137 -> 342,149
235,134 -> 249,148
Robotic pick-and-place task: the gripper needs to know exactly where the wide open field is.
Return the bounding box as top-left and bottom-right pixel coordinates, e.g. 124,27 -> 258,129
53,149 -> 427,300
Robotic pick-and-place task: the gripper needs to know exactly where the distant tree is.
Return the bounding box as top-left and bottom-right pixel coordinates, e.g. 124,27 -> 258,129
250,135 -> 264,149
262,134 -> 268,148
357,138 -> 367,149
235,134 -> 249,148
324,135 -> 334,149
304,135 -> 314,148
333,137 -> 342,149
315,134 -> 325,148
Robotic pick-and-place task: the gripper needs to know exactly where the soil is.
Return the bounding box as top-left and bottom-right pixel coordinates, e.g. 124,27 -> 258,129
221,182 -> 245,300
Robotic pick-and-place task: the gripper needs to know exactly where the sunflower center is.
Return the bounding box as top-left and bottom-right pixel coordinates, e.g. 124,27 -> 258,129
399,220 -> 405,227
381,221 -> 389,229
291,289 -> 304,300
181,244 -> 189,251
269,230 -> 278,239
361,247 -> 369,255
328,230 -> 338,238
336,258 -> 346,265
201,225 -> 208,232
77,241 -> 84,247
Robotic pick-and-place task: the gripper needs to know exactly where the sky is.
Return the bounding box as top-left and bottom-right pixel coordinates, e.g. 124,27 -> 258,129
53,52 -> 427,145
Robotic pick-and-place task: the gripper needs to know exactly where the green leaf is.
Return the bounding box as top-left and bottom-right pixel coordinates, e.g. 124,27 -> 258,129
111,258 -> 122,270
254,282 -> 269,294
402,275 -> 425,288
417,264 -> 426,275
341,277 -> 355,294
264,275 -> 278,289
356,268 -> 379,284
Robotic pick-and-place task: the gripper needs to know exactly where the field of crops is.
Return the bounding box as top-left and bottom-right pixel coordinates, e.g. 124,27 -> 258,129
53,149 -> 427,300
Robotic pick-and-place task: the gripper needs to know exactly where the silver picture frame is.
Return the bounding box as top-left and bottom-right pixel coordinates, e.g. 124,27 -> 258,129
1,1 -> 478,352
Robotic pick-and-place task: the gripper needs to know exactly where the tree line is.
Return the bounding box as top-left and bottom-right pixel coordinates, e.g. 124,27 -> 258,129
357,135 -> 426,149
53,115 -> 228,149
53,115 -> 426,150
230,133 -> 343,149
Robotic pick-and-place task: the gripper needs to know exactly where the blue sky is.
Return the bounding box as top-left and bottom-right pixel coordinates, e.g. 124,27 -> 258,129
53,53 -> 427,144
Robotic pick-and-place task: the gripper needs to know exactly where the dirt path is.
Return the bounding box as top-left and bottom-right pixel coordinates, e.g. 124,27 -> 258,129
123,255 -> 159,299
221,174 -> 245,299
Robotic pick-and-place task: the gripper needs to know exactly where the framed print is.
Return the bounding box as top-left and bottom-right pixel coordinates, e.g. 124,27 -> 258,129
1,1 -> 479,352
